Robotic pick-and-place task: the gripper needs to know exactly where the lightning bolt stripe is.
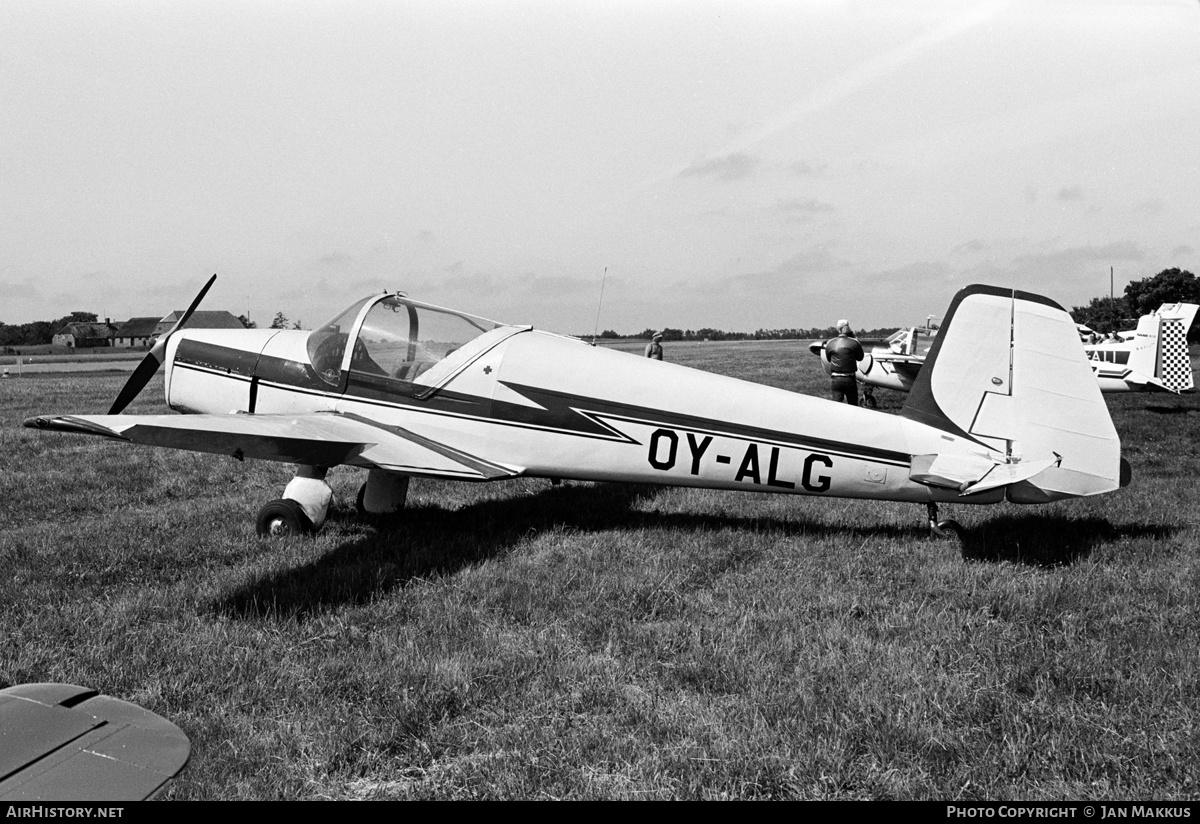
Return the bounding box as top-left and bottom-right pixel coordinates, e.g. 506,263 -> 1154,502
173,341 -> 911,468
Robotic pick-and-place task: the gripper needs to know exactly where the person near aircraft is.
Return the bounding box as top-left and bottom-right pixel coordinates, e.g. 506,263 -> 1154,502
645,331 -> 664,360
824,319 -> 865,405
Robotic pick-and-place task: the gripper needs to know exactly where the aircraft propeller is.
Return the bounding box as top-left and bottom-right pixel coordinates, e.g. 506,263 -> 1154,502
108,274 -> 217,415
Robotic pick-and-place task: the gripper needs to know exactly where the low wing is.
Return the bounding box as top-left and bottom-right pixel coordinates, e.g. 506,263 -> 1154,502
0,683 -> 190,801
24,412 -> 522,481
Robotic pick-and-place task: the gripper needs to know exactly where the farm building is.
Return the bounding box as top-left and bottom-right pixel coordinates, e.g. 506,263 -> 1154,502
52,321 -> 117,348
111,310 -> 245,348
153,310 -> 245,336
113,317 -> 161,348
53,310 -> 245,350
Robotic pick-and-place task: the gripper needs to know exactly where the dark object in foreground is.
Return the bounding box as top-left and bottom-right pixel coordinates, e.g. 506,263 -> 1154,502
0,683 -> 190,801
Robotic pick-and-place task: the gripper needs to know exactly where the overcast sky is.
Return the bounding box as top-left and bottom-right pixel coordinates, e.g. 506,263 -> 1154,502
3,0 -> 1199,334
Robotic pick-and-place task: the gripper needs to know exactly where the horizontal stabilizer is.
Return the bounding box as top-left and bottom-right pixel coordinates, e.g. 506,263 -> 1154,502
23,412 -> 521,481
909,452 -> 1059,496
909,452 -> 996,491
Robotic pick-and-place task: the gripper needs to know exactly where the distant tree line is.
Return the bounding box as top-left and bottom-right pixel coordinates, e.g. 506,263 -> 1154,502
592,324 -> 899,343
0,311 -> 99,348
1071,267 -> 1200,342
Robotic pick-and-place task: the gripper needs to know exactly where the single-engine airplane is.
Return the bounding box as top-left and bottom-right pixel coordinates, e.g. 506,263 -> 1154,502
24,278 -> 1129,540
812,303 -> 1197,400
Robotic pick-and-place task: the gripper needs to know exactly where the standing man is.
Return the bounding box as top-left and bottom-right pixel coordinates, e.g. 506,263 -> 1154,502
823,319 -> 864,405
645,331 -> 664,360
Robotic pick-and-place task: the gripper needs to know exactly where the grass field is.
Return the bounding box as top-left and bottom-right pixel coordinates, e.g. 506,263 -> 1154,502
1,341 -> 1198,800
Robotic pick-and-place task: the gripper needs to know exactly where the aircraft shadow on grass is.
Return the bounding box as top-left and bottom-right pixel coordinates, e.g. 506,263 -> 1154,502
212,482 -> 1178,619
954,514 -> 1174,567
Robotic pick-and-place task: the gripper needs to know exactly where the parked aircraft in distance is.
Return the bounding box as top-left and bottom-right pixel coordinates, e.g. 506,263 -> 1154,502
0,683 -> 190,801
1083,303 -> 1197,394
813,303 -> 1197,401
25,278 -> 1128,541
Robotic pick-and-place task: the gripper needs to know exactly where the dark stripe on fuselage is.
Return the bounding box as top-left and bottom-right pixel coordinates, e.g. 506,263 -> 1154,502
500,382 -> 911,466
173,341 -> 911,467
175,339 -> 259,378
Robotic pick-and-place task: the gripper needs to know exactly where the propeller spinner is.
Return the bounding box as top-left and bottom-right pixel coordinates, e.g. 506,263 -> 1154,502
108,274 -> 217,414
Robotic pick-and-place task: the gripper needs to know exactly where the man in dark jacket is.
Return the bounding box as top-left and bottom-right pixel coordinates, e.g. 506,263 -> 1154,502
823,319 -> 864,405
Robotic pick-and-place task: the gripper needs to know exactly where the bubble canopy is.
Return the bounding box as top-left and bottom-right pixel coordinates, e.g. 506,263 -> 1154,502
306,293 -> 505,389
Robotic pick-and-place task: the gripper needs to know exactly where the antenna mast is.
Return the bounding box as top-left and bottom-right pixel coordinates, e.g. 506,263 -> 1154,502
591,266 -> 608,345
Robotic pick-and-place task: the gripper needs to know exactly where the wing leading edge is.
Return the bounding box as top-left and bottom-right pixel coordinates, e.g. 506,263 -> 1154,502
23,412 -> 521,481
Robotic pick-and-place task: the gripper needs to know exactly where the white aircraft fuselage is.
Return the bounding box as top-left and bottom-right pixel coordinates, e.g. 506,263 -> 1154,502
26,284 -> 1129,538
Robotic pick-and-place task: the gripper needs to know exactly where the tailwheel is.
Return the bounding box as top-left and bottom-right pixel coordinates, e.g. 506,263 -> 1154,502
926,502 -> 964,542
932,519 -> 964,541
256,499 -> 314,538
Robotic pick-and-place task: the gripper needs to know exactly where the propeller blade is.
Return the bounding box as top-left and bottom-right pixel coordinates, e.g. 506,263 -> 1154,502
107,274 -> 217,415
165,273 -> 217,338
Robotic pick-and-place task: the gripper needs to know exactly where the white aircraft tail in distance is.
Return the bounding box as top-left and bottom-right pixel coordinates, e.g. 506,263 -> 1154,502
1085,303 -> 1197,394
25,280 -> 1129,542
817,302 -> 1197,398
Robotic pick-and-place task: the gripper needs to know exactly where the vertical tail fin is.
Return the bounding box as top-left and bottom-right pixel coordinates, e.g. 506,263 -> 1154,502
902,285 -> 1124,502
1125,312 -> 1162,385
1150,304 -> 1195,393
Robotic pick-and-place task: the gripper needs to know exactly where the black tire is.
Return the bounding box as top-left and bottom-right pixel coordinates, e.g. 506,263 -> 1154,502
861,394 -> 878,409
255,499 -> 313,538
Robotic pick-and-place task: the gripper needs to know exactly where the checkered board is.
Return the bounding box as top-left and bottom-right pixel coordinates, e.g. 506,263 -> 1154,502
1156,318 -> 1193,393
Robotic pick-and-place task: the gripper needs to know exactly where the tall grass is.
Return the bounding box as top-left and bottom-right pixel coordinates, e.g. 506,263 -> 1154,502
0,344 -> 1196,799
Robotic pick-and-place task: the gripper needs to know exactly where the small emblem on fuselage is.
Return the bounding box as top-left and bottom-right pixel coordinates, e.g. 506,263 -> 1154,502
991,377 -> 1002,385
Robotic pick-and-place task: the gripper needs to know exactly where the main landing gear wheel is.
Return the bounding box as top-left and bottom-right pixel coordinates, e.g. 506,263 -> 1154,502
256,499 -> 314,538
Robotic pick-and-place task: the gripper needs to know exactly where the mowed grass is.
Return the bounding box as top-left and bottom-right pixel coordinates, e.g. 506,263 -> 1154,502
1,342 -> 1198,800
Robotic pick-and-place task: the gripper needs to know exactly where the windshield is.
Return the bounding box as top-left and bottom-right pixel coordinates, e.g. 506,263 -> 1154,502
308,293 -> 502,389
307,296 -> 375,384
885,327 -> 935,358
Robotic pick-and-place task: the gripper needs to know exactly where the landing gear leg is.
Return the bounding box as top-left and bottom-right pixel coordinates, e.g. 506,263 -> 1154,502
926,502 -> 963,540
861,385 -> 878,409
256,465 -> 333,537
356,469 -> 410,520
